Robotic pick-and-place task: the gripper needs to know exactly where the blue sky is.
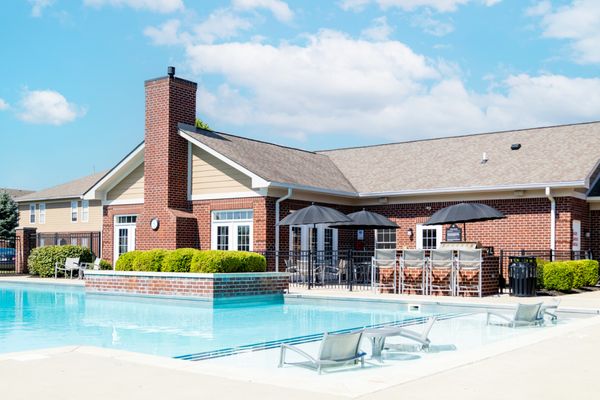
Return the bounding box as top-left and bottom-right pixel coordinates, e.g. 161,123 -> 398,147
1,0 -> 599,190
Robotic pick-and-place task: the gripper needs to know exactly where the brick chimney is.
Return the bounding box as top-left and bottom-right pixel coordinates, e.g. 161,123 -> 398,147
136,66 -> 199,250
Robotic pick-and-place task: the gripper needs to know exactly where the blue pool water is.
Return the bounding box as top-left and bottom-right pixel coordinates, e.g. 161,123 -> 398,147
0,282 -> 443,358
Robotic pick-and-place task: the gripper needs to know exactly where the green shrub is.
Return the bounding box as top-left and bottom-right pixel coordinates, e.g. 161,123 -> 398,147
573,260 -> 599,287
132,249 -> 168,272
115,250 -> 142,271
28,245 -> 93,277
536,259 -> 549,288
543,262 -> 573,291
190,250 -> 266,273
162,248 -> 198,272
99,259 -> 113,270
569,261 -> 587,289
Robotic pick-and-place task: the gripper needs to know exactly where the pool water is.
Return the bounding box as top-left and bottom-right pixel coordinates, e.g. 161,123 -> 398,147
0,283 -> 444,358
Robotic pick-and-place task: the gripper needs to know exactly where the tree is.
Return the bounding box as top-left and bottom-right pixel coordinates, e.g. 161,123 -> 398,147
195,118 -> 211,130
0,191 -> 18,237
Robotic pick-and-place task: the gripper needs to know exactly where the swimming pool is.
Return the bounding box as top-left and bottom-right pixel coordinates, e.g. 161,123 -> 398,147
0,282 -> 453,358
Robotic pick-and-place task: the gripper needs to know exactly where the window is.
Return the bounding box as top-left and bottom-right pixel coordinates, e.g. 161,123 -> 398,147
290,227 -> 302,253
416,224 -> 443,249
29,204 -> 36,224
38,203 -> 46,224
116,215 -> 137,224
289,225 -> 338,254
211,210 -> 253,251
71,201 -> 78,223
81,200 -> 89,222
375,229 -> 396,249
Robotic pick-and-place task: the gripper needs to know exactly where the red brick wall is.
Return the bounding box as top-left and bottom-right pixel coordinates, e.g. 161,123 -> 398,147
136,73 -> 198,252
84,271 -> 289,300
102,204 -> 143,265
591,210 -> 600,258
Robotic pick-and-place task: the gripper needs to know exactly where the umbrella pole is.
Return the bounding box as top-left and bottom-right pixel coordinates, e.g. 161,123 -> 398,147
463,222 -> 467,241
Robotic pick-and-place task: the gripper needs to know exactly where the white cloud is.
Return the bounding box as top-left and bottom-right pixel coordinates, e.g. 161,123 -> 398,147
83,0 -> 184,13
17,90 -> 86,125
530,0 -> 600,64
180,30 -> 600,141
144,19 -> 183,45
232,0 -> 294,22
340,0 -> 500,13
28,0 -> 54,17
411,11 -> 454,36
361,16 -> 393,41
0,98 -> 8,110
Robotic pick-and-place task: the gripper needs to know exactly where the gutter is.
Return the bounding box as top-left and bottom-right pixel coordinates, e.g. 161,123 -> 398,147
275,188 -> 293,272
546,187 -> 556,252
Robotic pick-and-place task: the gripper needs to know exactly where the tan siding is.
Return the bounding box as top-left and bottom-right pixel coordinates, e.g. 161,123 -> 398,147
18,200 -> 102,233
191,146 -> 252,195
107,163 -> 144,202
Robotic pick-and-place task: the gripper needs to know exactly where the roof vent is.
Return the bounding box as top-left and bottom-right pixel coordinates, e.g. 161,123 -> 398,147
167,66 -> 175,77
481,152 -> 488,164
511,143 -> 521,150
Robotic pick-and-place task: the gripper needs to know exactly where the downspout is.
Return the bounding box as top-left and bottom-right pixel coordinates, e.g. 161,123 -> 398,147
275,188 -> 293,272
546,187 -> 556,255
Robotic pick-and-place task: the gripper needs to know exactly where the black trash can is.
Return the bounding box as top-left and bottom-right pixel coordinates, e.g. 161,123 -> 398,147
508,256 -> 537,297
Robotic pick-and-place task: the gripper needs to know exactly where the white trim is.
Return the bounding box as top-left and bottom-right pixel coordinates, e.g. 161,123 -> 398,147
113,214 -> 137,263
546,187 -> 556,252
587,196 -> 600,202
190,191 -> 264,201
83,143 -> 145,200
268,181 -> 357,198
584,158 -> 600,188
103,198 -> 144,206
416,224 -> 443,250
179,130 -> 270,188
187,141 -> 192,200
210,209 -> 254,251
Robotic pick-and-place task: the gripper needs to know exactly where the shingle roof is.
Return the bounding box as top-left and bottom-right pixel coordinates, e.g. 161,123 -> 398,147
319,122 -> 600,194
0,188 -> 34,199
15,171 -> 108,202
179,124 -> 356,193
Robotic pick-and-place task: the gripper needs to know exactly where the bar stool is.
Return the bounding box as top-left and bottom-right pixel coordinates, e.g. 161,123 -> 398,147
371,249 -> 398,293
400,250 -> 427,295
429,249 -> 455,296
455,249 -> 483,297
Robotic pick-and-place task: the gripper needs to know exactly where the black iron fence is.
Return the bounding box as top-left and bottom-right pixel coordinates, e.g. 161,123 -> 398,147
0,236 -> 18,274
37,232 -> 101,257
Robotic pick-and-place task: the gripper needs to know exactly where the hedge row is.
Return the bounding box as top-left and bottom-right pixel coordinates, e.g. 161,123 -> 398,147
28,245 -> 112,277
537,259 -> 599,291
114,248 -> 266,273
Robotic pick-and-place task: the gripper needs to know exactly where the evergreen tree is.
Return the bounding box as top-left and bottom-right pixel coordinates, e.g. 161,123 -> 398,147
195,118 -> 211,130
0,191 -> 18,237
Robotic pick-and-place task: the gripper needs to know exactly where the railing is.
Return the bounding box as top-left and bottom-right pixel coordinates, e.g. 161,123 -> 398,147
0,236 -> 18,274
37,232 -> 101,257
498,249 -> 592,292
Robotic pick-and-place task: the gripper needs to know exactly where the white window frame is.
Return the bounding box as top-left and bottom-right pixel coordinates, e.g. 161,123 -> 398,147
211,209 -> 254,251
81,200 -> 89,223
70,201 -> 78,223
288,224 -> 338,253
114,214 -> 137,262
29,204 -> 36,224
38,203 -> 46,224
416,224 -> 443,250
375,229 -> 396,249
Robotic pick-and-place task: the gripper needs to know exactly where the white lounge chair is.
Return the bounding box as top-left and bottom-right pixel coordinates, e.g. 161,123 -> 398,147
54,257 -> 81,279
79,258 -> 102,278
486,303 -> 543,327
278,330 -> 366,374
539,299 -> 560,322
365,317 -> 438,358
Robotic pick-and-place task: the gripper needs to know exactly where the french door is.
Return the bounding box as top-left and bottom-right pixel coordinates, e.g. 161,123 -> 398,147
114,215 -> 137,262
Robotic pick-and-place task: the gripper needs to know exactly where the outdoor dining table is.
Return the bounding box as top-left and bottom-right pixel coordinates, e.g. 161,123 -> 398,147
363,327 -> 405,359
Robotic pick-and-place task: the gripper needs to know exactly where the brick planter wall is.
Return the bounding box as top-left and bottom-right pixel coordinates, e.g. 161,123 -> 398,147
84,270 -> 289,302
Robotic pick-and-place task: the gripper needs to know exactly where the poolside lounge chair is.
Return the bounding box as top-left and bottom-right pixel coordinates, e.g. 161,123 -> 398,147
54,257 -> 81,279
486,303 -> 543,327
539,299 -> 560,321
364,317 -> 438,358
278,330 -> 366,374
400,250 -> 427,295
371,249 -> 397,293
79,258 -> 102,278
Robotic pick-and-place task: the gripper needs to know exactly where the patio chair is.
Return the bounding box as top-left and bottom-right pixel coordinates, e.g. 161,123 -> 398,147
486,303 -> 544,327
371,249 -> 397,293
429,250 -> 455,296
278,330 -> 366,374
400,250 -> 427,295
54,257 -> 81,279
79,258 -> 102,278
455,249 -> 483,297
364,316 -> 438,358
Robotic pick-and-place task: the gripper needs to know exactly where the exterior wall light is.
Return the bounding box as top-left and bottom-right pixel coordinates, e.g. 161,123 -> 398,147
407,228 -> 413,238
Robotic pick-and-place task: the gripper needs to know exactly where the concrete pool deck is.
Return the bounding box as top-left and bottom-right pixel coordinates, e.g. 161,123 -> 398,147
1,276 -> 600,399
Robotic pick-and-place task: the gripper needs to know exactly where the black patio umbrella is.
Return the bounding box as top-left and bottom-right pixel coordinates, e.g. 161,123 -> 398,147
424,202 -> 505,241
330,209 -> 399,230
277,204 -> 352,226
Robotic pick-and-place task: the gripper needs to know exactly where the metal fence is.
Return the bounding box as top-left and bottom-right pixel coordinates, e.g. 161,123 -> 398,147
37,232 -> 101,257
498,249 -> 592,291
0,236 -> 18,274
